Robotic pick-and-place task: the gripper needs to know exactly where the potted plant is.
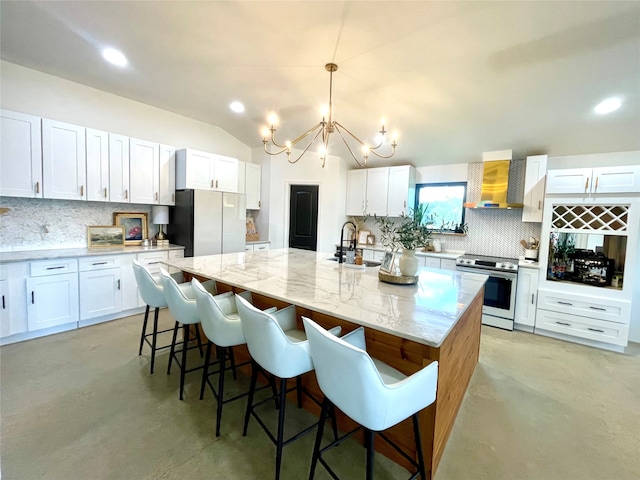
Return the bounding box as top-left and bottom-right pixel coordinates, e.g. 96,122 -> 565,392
374,204 -> 432,276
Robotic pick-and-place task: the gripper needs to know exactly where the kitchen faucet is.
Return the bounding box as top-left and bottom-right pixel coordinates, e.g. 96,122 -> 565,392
339,221 -> 357,264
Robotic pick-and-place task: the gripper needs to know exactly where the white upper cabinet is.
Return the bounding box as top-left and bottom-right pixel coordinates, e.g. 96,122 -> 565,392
387,165 -> 416,217
109,133 -> 130,203
522,155 -> 547,222
176,148 -> 239,193
159,144 -> 176,205
129,138 -> 160,204
246,162 -> 261,209
346,167 -> 392,216
546,165 -> 640,195
0,110 -> 42,198
86,128 -> 110,202
42,119 -> 86,200
237,161 -> 246,194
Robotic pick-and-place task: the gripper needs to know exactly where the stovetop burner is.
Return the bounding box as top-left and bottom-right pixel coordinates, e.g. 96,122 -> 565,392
456,254 -> 519,272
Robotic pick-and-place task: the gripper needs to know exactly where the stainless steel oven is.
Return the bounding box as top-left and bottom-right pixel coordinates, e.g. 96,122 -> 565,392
456,255 -> 519,330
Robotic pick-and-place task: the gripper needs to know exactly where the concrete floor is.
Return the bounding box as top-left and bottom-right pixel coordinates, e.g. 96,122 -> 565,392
1,310 -> 639,480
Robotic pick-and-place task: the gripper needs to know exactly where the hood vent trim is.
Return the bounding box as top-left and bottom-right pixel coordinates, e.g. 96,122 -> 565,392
464,150 -> 524,209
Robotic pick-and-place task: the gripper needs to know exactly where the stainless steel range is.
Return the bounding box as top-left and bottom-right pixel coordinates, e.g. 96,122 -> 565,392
456,254 -> 519,330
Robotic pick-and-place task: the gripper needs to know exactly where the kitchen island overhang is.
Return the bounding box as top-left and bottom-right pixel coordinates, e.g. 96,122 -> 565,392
164,248 -> 486,478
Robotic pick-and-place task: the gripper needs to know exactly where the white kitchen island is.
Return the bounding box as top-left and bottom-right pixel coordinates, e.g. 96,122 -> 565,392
165,248 -> 486,479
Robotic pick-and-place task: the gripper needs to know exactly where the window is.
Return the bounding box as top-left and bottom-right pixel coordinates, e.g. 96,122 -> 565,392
415,182 -> 467,232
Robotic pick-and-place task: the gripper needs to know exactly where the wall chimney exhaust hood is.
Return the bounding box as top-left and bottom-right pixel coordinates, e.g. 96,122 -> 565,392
464,150 -> 524,209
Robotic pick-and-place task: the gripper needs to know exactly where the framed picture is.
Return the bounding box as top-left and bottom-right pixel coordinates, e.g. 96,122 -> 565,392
114,212 -> 148,246
358,230 -> 371,245
87,226 -> 125,248
380,251 -> 395,273
366,234 -> 376,246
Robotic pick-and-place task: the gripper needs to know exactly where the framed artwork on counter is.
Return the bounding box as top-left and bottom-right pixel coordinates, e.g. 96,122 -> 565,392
87,226 -> 125,248
358,230 -> 371,245
380,251 -> 395,273
114,212 -> 148,246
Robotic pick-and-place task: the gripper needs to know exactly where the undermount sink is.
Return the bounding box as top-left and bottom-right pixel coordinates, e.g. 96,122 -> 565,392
325,257 -> 381,268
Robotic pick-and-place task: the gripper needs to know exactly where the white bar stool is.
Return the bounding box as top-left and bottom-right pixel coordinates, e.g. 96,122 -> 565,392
192,278 -> 278,437
302,317 -> 439,480
160,268 -> 216,400
235,294 -> 341,480
132,259 -> 181,374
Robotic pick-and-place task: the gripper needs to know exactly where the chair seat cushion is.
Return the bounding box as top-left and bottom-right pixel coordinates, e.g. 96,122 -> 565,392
372,358 -> 406,385
285,329 -> 307,343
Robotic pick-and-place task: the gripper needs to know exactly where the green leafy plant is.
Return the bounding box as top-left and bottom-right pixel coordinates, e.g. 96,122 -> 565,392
374,204 -> 432,252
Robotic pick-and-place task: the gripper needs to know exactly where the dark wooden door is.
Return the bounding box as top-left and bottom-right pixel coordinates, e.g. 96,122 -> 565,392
289,185 -> 318,251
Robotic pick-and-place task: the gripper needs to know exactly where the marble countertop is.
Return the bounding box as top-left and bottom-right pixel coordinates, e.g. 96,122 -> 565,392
518,259 -> 540,269
164,248 -> 487,347
0,244 -> 185,263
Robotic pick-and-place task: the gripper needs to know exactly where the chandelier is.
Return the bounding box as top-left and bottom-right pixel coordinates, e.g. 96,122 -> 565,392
261,63 -> 397,168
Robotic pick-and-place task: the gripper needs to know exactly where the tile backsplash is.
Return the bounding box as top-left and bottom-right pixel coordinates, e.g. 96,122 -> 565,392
0,197 -> 156,251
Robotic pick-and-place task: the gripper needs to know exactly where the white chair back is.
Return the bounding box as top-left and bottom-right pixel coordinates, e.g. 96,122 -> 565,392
192,278 -> 250,348
160,268 -> 200,325
235,294 -> 313,379
132,259 -> 167,308
303,317 -> 439,431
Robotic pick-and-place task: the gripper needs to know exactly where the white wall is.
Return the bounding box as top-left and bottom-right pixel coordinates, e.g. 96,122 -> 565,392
548,151 -> 639,169
254,147 -> 348,254
0,61 -> 251,161
416,163 -> 468,184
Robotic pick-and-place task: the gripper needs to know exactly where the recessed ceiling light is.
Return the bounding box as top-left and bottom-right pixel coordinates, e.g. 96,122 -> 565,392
102,47 -> 127,67
230,101 -> 245,113
594,97 -> 621,114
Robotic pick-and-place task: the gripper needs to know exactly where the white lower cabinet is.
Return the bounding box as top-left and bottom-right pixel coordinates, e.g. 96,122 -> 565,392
0,263 -> 29,341
79,256 -> 122,321
423,257 -> 441,269
535,288 -> 630,348
441,259 -> 458,270
26,259 -> 79,332
120,254 -> 140,310
245,242 -> 269,252
514,268 -> 539,332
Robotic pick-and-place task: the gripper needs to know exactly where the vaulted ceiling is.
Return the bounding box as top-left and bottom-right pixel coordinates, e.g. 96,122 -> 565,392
1,1 -> 638,167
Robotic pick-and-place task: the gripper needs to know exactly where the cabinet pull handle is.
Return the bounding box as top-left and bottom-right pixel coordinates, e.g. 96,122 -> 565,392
258,200 -> 261,208
531,294 -> 535,305
211,180 -> 214,188
80,185 -> 84,196
117,279 -> 121,290
104,187 -> 108,198
594,177 -> 599,192
2,295 -> 5,309
216,179 -> 219,189
125,189 -> 128,199
538,200 -> 541,210
172,193 -> 175,203
584,177 -> 589,192
46,266 -> 65,270
148,261 -> 160,265
31,291 -> 35,304
556,321 -> 571,326
92,262 -> 108,266
404,200 -> 407,208
155,192 -> 158,201
558,301 -> 573,306
587,327 -> 604,333
589,306 -> 606,311
36,181 -> 40,194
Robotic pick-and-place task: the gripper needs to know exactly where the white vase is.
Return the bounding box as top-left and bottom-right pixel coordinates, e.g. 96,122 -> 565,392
399,249 -> 418,277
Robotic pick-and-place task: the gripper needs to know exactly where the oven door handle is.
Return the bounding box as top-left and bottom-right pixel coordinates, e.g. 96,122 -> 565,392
456,266 -> 517,280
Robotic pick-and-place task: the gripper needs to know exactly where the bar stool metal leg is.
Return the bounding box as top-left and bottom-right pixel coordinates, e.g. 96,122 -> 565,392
150,307 -> 160,374
139,305 -> 150,355
166,321 -> 180,374
179,323 -> 190,400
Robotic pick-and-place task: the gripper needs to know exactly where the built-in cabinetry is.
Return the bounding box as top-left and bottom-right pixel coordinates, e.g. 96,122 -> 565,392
514,266 -> 539,332
546,165 -> 640,196
536,163 -> 639,350
79,256 -> 122,322
522,155 -> 547,222
346,165 -> 416,217
245,242 -> 269,252
175,148 -> 239,193
0,109 -> 175,205
26,258 -> 79,332
245,163 -> 262,209
0,110 -> 42,198
420,257 -> 457,270
0,247 -> 185,345
42,119 -> 87,201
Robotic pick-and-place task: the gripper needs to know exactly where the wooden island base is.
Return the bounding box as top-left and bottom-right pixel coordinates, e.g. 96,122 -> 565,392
192,276 -> 484,479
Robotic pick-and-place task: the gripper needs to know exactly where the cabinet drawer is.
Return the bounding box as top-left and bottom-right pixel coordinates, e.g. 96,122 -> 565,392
423,257 -> 441,269
441,259 -> 458,271
168,249 -> 184,259
137,251 -> 168,274
372,250 -> 386,262
245,245 -> 253,252
535,309 -> 629,346
537,288 -> 630,324
79,256 -> 121,271
30,258 -> 78,277
254,243 -> 269,251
